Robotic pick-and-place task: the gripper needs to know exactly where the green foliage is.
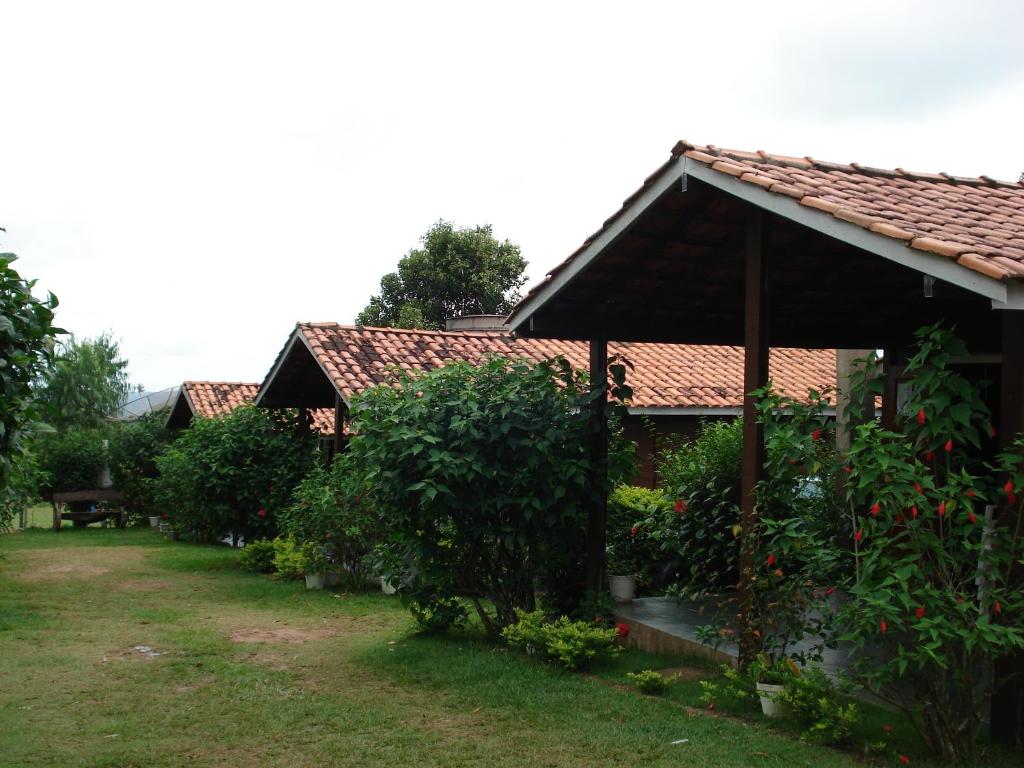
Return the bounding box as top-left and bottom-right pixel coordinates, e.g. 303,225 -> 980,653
0,252 -> 60,527
605,485 -> 668,580
654,419 -> 744,589
626,669 -> 669,695
570,589 -> 617,627
502,609 -> 622,671
108,412 -> 173,520
348,356 -> 632,634
355,220 -> 527,330
271,537 -> 307,579
35,333 -> 129,432
837,324 -> 1024,761
37,428 -> 108,496
776,667 -> 859,746
239,538 -> 277,573
278,454 -> 384,587
407,587 -> 470,632
153,405 -> 317,543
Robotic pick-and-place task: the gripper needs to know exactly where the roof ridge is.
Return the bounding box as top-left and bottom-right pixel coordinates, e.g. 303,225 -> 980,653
184,380 -> 260,386
687,142 -> 1022,188
303,322 -> 511,338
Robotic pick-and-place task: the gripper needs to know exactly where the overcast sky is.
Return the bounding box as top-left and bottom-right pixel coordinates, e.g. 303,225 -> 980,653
2,0 -> 1022,391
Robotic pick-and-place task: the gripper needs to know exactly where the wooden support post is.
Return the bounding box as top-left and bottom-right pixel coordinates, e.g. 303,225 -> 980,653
333,393 -> 345,463
738,208 -> 769,667
992,311 -> 1024,746
586,335 -> 609,596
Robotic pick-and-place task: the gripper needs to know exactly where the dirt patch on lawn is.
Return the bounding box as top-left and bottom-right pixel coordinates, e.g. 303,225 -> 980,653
12,547 -> 149,582
230,626 -> 336,644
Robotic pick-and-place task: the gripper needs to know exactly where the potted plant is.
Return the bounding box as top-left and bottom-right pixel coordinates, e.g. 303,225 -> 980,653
301,542 -> 328,590
750,653 -> 797,718
606,532 -> 638,603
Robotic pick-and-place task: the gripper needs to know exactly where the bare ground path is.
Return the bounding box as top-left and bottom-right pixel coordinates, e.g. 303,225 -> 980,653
0,529 -> 866,767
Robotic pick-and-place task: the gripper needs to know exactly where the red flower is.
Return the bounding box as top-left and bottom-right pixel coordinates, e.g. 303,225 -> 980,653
870,502 -> 880,517
773,568 -> 784,578
924,451 -> 935,463
883,723 -> 893,734
916,408 -> 926,425
629,526 -> 638,538
825,586 -> 835,597
843,465 -> 852,474
913,482 -> 922,495
1004,479 -> 1015,496
766,553 -> 777,567
910,506 -> 919,519
880,620 -> 888,634
915,606 -> 925,619
257,508 -> 267,519
854,528 -> 863,543
966,489 -> 976,498
944,438 -> 953,453
1009,492 -> 1018,506
967,511 -> 978,524
994,601 -> 1002,615
937,501 -> 946,517
899,755 -> 910,765
615,622 -> 630,638
752,629 -> 762,640
811,428 -> 821,441
674,499 -> 688,515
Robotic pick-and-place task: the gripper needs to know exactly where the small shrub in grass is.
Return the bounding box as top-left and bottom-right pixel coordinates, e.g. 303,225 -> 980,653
777,667 -> 859,746
272,537 -> 306,579
626,669 -> 669,695
239,539 -> 277,573
407,586 -> 469,632
502,609 -> 621,671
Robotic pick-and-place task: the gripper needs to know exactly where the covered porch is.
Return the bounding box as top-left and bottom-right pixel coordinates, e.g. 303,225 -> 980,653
507,141 -> 1024,743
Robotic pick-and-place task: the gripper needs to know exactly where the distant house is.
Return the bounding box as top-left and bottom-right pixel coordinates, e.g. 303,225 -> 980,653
255,321 -> 836,487
166,380 -> 333,439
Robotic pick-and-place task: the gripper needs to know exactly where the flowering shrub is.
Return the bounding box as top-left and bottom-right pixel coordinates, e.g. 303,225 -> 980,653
347,357 -> 632,635
502,609 -> 621,671
605,485 -> 667,580
836,325 -> 1024,761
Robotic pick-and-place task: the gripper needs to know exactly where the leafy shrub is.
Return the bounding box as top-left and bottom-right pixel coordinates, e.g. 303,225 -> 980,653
571,590 -> 617,627
347,357 -> 632,635
271,537 -> 307,579
776,667 -> 858,746
108,412 -> 173,521
153,405 -> 317,543
626,669 -> 669,695
502,609 -> 622,671
606,485 -> 668,582
37,429 -> 108,496
407,585 -> 470,632
239,539 -> 277,573
836,325 -> 1024,761
277,454 -> 384,587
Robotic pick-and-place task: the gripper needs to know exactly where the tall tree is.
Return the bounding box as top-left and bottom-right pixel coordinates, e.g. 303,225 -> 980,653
36,333 -> 130,432
356,220 -> 527,330
0,250 -> 60,524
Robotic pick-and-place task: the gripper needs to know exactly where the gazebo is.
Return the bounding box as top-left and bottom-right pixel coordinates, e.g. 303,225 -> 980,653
506,141 -> 1024,743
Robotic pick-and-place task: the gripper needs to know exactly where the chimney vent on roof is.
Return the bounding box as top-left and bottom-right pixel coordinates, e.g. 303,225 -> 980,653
445,314 -> 508,331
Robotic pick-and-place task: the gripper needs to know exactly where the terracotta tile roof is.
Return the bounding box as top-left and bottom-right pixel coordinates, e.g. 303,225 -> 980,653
182,381 -> 335,435
516,141 -> 1024,311
296,323 -> 836,409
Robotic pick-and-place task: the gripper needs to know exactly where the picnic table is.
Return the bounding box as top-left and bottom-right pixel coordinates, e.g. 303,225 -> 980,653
52,490 -> 127,529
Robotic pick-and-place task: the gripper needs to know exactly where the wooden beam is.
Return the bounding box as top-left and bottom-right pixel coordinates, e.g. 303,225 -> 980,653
333,393 -> 345,462
992,310 -> 1024,746
586,335 -> 609,596
738,208 -> 769,666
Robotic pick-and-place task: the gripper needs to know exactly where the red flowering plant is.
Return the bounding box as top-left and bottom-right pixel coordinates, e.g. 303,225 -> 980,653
837,324 -> 1024,762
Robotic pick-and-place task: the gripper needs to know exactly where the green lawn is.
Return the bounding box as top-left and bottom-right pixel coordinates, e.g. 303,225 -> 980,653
0,529 -> 1015,767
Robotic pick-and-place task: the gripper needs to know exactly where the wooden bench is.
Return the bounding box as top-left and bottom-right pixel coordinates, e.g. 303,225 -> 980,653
52,490 -> 127,530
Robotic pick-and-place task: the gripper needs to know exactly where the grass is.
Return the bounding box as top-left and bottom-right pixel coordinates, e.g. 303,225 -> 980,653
0,528 -> 1017,767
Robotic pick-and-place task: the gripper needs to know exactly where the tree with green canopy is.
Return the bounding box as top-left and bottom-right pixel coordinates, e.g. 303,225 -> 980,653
356,220 -> 527,330
35,333 -> 130,432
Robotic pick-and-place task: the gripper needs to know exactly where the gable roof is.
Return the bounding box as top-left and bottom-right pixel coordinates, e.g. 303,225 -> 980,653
264,322 -> 837,412
170,381 -> 334,434
509,141 -> 1024,331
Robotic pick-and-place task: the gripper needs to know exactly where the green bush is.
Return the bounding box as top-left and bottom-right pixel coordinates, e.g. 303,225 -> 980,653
407,585 -> 470,632
347,357 -> 632,635
777,667 -> 858,746
626,669 -> 669,695
502,609 -> 622,671
277,454 -> 384,587
37,429 -> 108,496
606,485 -> 669,582
108,412 -> 173,521
239,539 -> 277,573
153,405 -> 317,543
271,537 -> 306,579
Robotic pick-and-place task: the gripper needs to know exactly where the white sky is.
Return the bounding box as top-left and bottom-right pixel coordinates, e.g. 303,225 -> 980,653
2,0 -> 1022,391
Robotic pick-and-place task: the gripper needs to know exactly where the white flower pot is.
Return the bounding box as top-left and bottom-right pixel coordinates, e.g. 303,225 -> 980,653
608,574 -> 636,603
148,516 -> 161,528
756,682 -> 788,718
305,572 -> 326,590
380,576 -> 397,595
